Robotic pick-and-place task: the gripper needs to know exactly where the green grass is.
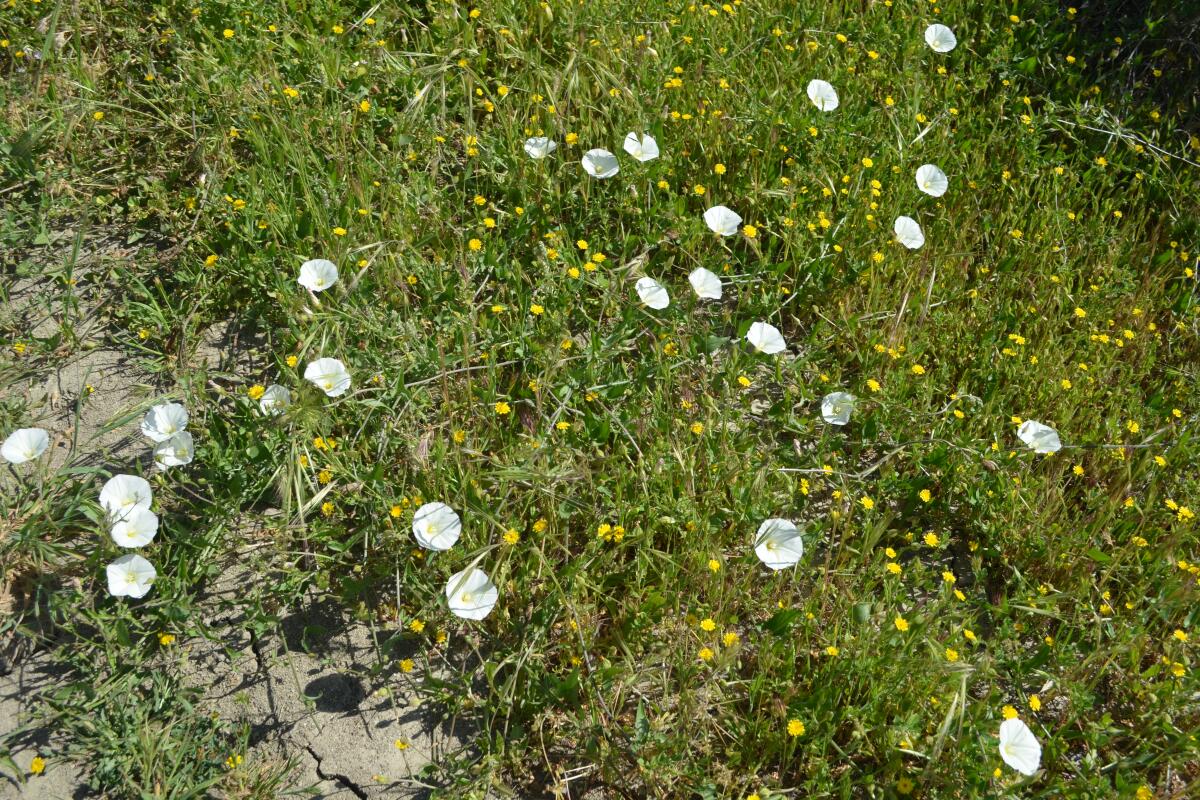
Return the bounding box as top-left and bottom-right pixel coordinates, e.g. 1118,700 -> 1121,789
3,0 -> 1200,797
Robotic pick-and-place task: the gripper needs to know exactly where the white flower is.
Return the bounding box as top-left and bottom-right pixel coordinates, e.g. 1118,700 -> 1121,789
635,277 -> 670,310
259,384 -> 292,416
622,131 -> 660,162
412,502 -> 462,551
821,392 -> 856,426
581,148 -> 619,179
754,518 -> 805,570
894,215 -> 926,249
140,403 -> 188,442
688,267 -> 723,300
111,509 -> 159,548
998,718 -> 1042,776
807,79 -> 839,111
106,553 -> 157,599
915,164 -> 949,198
1,428 -> 49,464
298,259 -> 339,292
445,567 -> 499,620
925,24 -> 958,53
746,321 -> 786,354
1017,420 -> 1062,454
154,432 -> 194,470
100,474 -> 153,522
523,136 -> 557,159
304,358 -> 352,397
703,205 -> 742,236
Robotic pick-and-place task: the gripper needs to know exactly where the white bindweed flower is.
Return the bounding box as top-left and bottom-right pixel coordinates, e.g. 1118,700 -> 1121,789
259,384 -> 292,416
807,79 -> 839,111
445,567 -> 499,620
106,553 -> 157,599
100,474 -> 153,521
821,392 -> 857,426
998,718 -> 1042,776
523,136 -> 557,159
622,131 -> 660,162
746,321 -> 786,354
140,403 -> 188,442
1017,420 -> 1062,454
298,259 -> 339,292
894,215 -> 926,249
703,205 -> 743,236
915,164 -> 949,197
688,267 -> 723,300
2,428 -> 49,464
154,432 -> 194,470
635,277 -> 670,310
925,24 -> 958,53
581,148 -> 620,179
754,518 -> 805,570
111,509 -> 159,548
304,358 -> 352,397
412,502 -> 462,551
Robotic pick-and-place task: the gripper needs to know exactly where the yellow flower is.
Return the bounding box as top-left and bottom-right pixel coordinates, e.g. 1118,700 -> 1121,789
394,739 -> 410,751
1002,705 -> 1018,719
707,559 -> 721,572
1173,629 -> 1188,642
333,226 -> 347,236
158,633 -> 176,646
409,619 -> 425,633
723,632 -> 740,647
924,532 -> 940,547
698,647 -> 714,661
944,647 -> 959,662
286,355 -> 298,368
700,617 -> 716,632
919,489 -> 932,503
1029,695 -> 1041,711
247,384 -> 266,400
860,496 -> 875,510
223,28 -> 235,38
787,719 -> 805,737
503,528 -> 521,545
29,756 -> 46,775
690,422 -> 704,435
910,364 -> 926,375
825,645 -> 839,656
894,615 -> 909,632
468,238 -> 482,251
359,99 -> 371,112
494,401 -> 511,415
742,224 -> 758,238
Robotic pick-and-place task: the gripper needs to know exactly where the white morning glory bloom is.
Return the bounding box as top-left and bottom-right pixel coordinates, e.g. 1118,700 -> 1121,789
154,432 -> 194,470
622,131 -> 660,162
523,137 -> 557,160
100,474 -> 153,521
412,502 -> 462,551
703,205 -> 743,236
688,267 -> 723,300
1,428 -> 49,464
445,567 -> 499,620
106,553 -> 157,599
298,259 -> 339,292
1017,420 -> 1062,454
635,277 -> 670,310
581,148 -> 620,179
925,24 -> 958,53
807,79 -> 839,111
998,718 -> 1042,776
140,403 -> 188,442
259,384 -> 292,416
746,321 -> 786,354
304,358 -> 352,397
821,392 -> 857,426
754,518 -> 805,570
110,509 -> 159,548
915,164 -> 949,197
894,215 -> 926,249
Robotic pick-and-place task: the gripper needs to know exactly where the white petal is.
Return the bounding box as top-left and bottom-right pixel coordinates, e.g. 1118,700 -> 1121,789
915,164 -> 949,197
412,502 -> 462,550
111,509 -> 159,548
154,432 -> 194,469
746,321 -> 786,354
304,358 -> 352,397
581,148 -> 619,178
259,385 -> 292,416
100,475 -> 153,521
998,718 -> 1042,776
703,205 -> 743,236
688,267 -> 723,300
298,259 -> 339,292
821,392 -> 856,426
106,553 -> 157,599
523,137 -> 557,159
446,567 -> 499,620
754,519 -> 804,570
1017,420 -> 1062,454
622,131 -> 660,162
807,79 -> 839,111
635,277 -> 670,310
1,428 -> 50,464
894,215 -> 925,249
924,24 -> 957,53
140,403 -> 189,442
